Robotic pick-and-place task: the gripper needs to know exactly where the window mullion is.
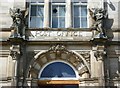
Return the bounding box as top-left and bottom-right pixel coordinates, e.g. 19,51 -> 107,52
29,3 -> 31,28
58,5 -> 59,28
51,3 -> 52,28
73,4 -> 74,28
80,6 -> 81,28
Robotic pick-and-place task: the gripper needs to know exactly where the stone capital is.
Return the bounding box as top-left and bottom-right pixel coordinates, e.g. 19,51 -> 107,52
94,51 -> 106,61
10,45 -> 21,60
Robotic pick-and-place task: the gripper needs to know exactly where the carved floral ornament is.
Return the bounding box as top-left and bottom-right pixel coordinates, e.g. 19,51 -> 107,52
28,45 -> 91,78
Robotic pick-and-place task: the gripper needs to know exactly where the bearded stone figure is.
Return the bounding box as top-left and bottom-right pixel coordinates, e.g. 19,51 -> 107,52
9,8 -> 28,38
89,8 -> 108,38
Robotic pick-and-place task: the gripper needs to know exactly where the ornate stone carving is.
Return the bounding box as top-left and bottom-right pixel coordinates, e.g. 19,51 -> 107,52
49,45 -> 67,51
89,8 -> 108,38
78,65 -> 88,75
83,53 -> 90,64
9,8 -> 28,38
10,45 -> 21,60
76,51 -> 90,75
28,46 -> 90,78
79,51 -> 90,64
94,51 -> 106,61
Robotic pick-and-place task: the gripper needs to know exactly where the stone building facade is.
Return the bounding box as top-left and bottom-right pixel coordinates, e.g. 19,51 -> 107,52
0,0 -> 120,87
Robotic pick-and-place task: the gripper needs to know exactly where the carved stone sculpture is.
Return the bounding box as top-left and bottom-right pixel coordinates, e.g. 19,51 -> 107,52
10,45 -> 21,60
9,8 -> 28,38
49,45 -> 67,51
89,8 -> 108,38
94,51 -> 106,61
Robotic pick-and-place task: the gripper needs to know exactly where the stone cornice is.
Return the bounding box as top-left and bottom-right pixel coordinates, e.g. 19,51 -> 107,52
0,28 -> 120,32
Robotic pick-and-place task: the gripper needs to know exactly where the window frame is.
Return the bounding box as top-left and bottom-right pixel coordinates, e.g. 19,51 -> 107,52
51,3 -> 66,28
28,1 -> 88,28
72,2 -> 88,28
38,60 -> 79,80
28,2 -> 44,28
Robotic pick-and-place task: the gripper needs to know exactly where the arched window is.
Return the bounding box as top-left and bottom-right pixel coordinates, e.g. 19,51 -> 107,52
39,61 -> 77,79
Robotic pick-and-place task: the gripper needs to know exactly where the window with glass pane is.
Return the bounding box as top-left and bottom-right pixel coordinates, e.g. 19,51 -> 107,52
30,5 -> 44,28
40,62 -> 76,78
73,4 -> 87,28
52,5 -> 65,28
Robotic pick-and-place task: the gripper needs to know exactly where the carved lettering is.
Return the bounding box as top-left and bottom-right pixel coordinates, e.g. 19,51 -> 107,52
32,31 -> 83,37
29,31 -> 92,41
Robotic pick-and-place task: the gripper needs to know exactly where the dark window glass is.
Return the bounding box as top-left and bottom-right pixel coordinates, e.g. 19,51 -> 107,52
40,62 -> 76,78
81,6 -> 87,16
59,17 -> 65,28
81,17 -> 87,28
30,5 -> 44,28
52,5 -> 65,28
37,6 -> 44,16
31,5 -> 37,16
74,17 -> 80,28
59,6 -> 65,16
52,17 -> 58,28
73,5 -> 87,28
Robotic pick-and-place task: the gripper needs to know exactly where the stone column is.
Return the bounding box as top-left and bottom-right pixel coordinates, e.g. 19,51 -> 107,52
90,50 -> 97,78
43,0 -> 50,28
11,60 -> 17,86
101,0 -> 104,9
94,45 -> 106,86
66,0 -> 72,28
97,54 -> 105,86
10,45 -> 21,87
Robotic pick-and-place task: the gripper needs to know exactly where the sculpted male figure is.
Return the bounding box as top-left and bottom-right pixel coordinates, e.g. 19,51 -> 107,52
89,8 -> 108,38
9,8 -> 28,38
